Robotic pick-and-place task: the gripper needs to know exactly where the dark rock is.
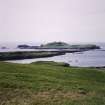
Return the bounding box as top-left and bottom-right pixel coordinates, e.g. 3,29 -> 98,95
1,47 -> 7,49
17,45 -> 39,49
17,45 -> 30,49
62,63 -> 70,67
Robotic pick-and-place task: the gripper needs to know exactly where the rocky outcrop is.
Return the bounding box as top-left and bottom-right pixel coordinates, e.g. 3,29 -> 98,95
17,45 -> 39,49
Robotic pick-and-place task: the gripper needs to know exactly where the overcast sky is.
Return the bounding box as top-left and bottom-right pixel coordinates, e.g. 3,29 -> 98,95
0,0 -> 105,43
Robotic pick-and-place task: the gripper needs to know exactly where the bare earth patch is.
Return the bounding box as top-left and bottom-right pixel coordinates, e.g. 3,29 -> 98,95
0,89 -> 90,105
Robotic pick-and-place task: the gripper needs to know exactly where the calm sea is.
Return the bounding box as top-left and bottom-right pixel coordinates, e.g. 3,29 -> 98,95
2,43 -> 105,67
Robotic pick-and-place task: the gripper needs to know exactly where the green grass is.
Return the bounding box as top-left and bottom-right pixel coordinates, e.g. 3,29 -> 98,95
0,61 -> 105,105
0,51 -> 65,60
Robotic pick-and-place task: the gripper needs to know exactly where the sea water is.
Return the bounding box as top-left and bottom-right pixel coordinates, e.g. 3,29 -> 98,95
4,43 -> 105,67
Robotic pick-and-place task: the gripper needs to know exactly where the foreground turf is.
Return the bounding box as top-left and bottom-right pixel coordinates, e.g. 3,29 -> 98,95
0,61 -> 105,105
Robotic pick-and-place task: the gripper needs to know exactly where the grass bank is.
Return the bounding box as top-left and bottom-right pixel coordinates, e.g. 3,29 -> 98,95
0,51 -> 65,60
0,61 -> 105,105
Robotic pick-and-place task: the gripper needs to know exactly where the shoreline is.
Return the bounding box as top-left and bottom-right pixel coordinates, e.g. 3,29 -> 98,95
0,47 -> 104,68
0,46 -> 100,61
6,60 -> 105,69
0,48 -> 86,61
0,51 -> 65,61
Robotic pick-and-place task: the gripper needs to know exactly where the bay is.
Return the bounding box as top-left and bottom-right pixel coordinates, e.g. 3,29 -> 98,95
2,43 -> 105,67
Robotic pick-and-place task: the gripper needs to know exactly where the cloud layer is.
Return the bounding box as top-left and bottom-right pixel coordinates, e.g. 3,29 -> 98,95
0,0 -> 105,43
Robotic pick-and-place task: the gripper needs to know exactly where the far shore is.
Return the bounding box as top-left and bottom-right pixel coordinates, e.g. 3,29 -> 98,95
0,48 -> 84,61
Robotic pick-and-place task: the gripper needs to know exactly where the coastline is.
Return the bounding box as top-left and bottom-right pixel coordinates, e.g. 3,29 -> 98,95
0,45 -> 100,61
0,51 -> 65,61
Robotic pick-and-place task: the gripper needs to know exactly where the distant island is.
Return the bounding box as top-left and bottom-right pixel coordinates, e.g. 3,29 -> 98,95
18,42 -> 100,50
40,42 -> 100,50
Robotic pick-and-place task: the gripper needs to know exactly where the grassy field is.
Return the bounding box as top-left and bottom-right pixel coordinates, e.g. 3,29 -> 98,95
0,61 -> 105,105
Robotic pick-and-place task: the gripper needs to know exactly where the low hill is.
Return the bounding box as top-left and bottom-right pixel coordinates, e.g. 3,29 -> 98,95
41,42 -> 71,49
40,42 -> 100,50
